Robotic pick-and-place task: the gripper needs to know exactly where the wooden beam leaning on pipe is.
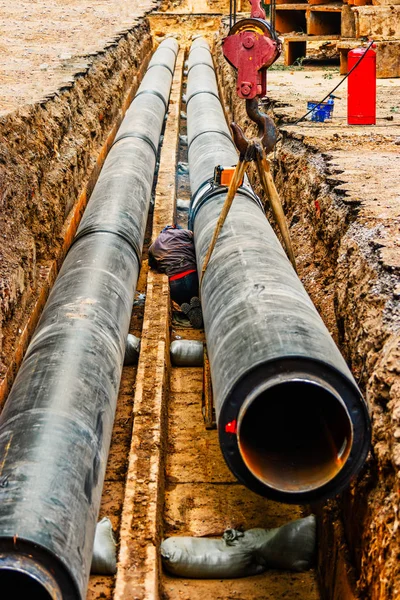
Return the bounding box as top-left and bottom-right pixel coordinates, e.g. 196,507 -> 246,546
200,157 -> 250,285
200,124 -> 297,285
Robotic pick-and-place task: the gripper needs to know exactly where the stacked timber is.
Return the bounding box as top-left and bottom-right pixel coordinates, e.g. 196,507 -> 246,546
339,4 -> 400,77
262,1 -> 344,65
264,0 -> 400,76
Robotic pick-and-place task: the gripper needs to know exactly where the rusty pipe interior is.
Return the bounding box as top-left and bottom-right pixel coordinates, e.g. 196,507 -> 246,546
237,376 -> 354,494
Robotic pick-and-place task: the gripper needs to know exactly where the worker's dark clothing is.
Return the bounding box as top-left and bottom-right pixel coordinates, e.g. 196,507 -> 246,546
148,226 -> 199,305
169,271 -> 199,306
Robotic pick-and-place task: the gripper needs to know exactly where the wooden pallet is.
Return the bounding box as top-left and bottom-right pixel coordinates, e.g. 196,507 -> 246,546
265,0 -> 341,4
283,33 -> 340,64
267,0 -> 400,75
275,3 -> 342,36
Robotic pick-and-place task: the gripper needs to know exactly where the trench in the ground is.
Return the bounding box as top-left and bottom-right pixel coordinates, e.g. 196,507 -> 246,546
89,40 -> 321,600
1,11 -> 397,600
160,53 -> 320,600
1,29 -> 341,600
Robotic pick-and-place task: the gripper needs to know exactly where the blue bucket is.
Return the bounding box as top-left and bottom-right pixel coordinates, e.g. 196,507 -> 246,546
307,100 -> 334,122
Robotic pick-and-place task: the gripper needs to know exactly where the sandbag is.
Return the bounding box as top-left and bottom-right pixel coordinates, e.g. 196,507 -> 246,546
124,333 -> 141,366
170,339 -> 203,366
91,517 -> 117,575
161,535 -> 265,579
223,514 -> 316,572
161,515 -> 316,579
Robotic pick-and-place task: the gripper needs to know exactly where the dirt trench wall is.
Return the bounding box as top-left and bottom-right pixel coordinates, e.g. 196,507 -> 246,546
214,32 -> 400,600
0,20 -> 153,378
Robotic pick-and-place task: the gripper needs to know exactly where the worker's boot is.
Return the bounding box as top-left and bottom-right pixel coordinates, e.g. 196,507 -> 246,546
181,297 -> 203,329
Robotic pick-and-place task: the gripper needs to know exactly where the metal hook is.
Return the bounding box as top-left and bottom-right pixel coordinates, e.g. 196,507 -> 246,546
230,121 -> 251,159
246,98 -> 277,155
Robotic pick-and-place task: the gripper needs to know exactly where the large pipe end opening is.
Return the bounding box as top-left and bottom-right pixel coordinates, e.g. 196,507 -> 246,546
0,571 -> 53,600
237,378 -> 353,494
0,553 -> 62,600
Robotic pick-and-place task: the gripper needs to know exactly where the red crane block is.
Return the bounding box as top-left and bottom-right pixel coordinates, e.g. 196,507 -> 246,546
223,19 -> 281,100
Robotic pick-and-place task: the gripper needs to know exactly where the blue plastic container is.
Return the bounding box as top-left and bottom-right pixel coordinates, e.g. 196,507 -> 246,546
307,96 -> 335,122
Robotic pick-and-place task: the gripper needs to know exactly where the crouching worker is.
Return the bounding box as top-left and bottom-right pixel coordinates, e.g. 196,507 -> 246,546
149,225 -> 203,328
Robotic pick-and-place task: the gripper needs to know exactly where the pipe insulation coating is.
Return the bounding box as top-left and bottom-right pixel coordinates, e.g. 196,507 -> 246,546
187,37 -> 370,504
0,38 -> 178,600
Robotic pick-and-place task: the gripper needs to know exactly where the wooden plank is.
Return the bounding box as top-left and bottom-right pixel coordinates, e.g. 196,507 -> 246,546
276,2 -> 342,9
337,40 -> 363,48
202,347 -> 216,430
264,0 -> 307,4
339,46 -> 351,74
354,6 -> 400,39
283,33 -> 340,39
372,0 -> 400,5
308,0 -> 336,6
276,3 -> 308,9
309,2 -> 343,9
341,4 -> 356,37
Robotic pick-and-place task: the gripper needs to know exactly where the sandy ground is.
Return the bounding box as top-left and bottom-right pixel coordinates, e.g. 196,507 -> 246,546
267,65 -> 400,126
267,67 -> 400,272
0,0 -> 157,115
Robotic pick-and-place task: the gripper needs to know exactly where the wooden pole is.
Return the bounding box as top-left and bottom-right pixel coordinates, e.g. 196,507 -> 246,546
256,153 -> 297,272
200,159 -> 249,285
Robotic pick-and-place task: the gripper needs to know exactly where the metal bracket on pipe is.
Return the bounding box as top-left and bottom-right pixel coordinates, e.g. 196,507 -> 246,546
189,178 -> 262,231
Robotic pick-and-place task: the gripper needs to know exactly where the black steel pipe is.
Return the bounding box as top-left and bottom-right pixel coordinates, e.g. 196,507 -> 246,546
187,37 -> 370,504
0,38 -> 178,600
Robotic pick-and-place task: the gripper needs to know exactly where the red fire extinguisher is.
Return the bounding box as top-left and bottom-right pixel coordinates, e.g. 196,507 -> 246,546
347,45 -> 376,125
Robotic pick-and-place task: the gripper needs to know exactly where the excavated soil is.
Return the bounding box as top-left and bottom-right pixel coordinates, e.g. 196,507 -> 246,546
215,24 -> 400,600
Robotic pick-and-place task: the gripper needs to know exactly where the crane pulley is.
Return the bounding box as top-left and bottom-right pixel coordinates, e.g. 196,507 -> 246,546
222,0 -> 281,100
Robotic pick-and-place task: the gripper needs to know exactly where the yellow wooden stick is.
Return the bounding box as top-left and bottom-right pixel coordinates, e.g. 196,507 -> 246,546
256,154 -> 297,272
200,159 -> 249,285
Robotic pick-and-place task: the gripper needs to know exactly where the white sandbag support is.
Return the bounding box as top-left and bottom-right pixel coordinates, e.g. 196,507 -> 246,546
161,515 -> 316,579
91,518 -> 117,575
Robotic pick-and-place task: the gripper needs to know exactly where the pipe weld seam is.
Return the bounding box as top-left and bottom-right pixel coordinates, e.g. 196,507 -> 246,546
187,129 -> 236,152
187,62 -> 214,74
69,228 -> 141,265
186,90 -> 221,106
147,63 -> 174,76
188,45 -> 213,56
111,132 -> 158,158
159,44 -> 179,58
189,184 -> 262,231
135,89 -> 168,112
